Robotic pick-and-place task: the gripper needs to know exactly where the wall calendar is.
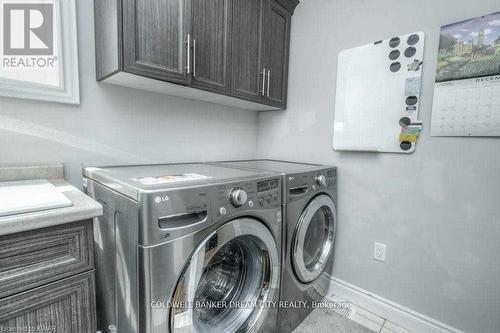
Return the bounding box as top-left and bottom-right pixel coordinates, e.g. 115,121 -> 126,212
431,11 -> 500,137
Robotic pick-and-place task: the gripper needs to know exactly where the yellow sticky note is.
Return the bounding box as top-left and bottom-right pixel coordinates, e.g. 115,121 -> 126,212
400,133 -> 418,142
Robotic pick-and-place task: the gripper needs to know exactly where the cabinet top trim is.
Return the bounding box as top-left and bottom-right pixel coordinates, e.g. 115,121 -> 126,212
275,0 -> 300,14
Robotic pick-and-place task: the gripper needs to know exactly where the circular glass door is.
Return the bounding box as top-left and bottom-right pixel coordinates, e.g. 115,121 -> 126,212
171,218 -> 279,333
292,194 -> 336,283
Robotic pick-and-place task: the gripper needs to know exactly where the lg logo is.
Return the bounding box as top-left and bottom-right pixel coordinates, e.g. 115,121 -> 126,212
3,3 -> 53,55
154,196 -> 169,204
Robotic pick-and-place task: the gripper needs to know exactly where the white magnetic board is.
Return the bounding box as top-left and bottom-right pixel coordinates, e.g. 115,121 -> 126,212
333,32 -> 425,153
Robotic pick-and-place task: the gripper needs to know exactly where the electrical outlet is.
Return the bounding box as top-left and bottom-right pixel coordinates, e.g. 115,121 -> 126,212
374,242 -> 386,262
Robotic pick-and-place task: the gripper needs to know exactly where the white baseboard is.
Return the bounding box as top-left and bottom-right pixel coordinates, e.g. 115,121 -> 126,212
328,276 -> 466,333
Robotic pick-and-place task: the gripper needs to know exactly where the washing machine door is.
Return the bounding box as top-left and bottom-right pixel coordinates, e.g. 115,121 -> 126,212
171,218 -> 279,333
292,194 -> 336,283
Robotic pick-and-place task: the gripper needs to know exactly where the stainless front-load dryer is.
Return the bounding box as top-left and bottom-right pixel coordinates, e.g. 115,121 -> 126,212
83,163 -> 283,333
212,160 -> 337,333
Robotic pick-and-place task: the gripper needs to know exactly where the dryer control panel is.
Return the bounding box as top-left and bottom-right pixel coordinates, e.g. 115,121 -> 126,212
286,168 -> 336,203
325,168 -> 336,187
213,177 -> 281,221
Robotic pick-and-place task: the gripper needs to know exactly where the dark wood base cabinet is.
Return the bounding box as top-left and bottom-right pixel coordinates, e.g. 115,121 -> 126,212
0,221 -> 96,333
0,272 -> 96,333
95,0 -> 299,111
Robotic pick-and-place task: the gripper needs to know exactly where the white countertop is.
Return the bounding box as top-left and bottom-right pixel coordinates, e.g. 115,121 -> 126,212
0,179 -> 102,236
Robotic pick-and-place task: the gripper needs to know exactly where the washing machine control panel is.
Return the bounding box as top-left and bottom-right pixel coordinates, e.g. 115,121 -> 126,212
230,187 -> 248,207
256,178 -> 280,207
145,186 -> 211,245
214,177 -> 281,220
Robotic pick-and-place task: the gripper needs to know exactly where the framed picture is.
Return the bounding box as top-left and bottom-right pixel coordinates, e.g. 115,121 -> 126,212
0,0 -> 79,104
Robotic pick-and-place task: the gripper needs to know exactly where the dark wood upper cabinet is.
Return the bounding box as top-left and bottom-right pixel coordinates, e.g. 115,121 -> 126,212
190,0 -> 232,94
262,1 -> 291,108
95,0 -> 299,111
231,0 -> 266,103
122,0 -> 192,85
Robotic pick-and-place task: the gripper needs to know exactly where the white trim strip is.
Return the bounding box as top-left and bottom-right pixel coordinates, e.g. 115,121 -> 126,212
328,276 -> 467,333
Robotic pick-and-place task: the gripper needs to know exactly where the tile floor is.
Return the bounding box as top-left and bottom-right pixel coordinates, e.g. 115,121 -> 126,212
293,293 -> 412,333
293,307 -> 374,333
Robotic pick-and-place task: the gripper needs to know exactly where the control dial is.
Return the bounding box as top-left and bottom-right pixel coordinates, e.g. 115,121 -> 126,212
230,188 -> 248,207
315,174 -> 327,187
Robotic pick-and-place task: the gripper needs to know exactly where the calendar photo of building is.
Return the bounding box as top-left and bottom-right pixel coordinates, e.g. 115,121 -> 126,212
436,11 -> 500,82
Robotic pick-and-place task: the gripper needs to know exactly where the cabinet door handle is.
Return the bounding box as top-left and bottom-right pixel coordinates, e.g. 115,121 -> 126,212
193,39 -> 196,77
185,34 -> 191,74
260,68 -> 266,96
266,69 -> 271,97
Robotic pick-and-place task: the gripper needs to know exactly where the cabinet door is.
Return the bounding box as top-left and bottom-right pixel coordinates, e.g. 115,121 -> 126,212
0,272 -> 96,333
263,1 -> 291,108
190,0 -> 232,94
0,220 -> 94,299
231,0 -> 266,103
123,0 -> 192,84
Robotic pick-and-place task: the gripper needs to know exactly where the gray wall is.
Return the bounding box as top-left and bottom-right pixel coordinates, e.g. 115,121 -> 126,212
257,0 -> 500,332
0,1 -> 258,185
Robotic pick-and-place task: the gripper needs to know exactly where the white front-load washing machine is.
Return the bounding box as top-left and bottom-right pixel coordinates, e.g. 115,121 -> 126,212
83,163 -> 283,333
212,160 -> 337,333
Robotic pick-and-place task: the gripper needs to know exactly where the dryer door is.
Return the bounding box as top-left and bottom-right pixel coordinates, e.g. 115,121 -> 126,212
171,218 -> 279,333
292,194 -> 336,283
